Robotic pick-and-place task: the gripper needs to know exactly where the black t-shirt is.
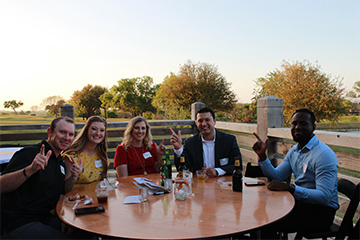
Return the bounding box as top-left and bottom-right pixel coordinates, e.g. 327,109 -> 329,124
0,140 -> 66,233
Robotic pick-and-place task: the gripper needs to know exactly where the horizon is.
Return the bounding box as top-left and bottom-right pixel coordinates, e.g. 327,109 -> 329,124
1,0 -> 359,111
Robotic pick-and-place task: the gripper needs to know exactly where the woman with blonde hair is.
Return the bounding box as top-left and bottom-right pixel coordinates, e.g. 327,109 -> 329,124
114,116 -> 166,177
63,116 -> 108,190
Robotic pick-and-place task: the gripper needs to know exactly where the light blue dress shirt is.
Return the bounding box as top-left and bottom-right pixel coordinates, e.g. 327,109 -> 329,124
258,135 -> 339,209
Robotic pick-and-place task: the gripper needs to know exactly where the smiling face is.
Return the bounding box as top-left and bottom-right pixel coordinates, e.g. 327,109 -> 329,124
196,112 -> 216,140
291,112 -> 315,148
131,121 -> 147,145
47,119 -> 75,156
87,121 -> 106,145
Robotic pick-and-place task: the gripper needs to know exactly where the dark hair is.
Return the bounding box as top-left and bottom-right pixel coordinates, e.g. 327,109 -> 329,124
292,109 -> 316,124
197,107 -> 215,120
50,116 -> 75,131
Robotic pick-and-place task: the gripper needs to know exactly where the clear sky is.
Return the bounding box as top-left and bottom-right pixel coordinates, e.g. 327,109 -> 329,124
1,0 -> 359,111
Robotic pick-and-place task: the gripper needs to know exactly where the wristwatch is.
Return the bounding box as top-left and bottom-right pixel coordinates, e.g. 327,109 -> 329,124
289,183 -> 296,195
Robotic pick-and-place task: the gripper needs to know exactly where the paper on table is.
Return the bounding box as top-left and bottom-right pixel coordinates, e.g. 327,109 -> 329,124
133,177 -> 167,195
124,195 -> 142,204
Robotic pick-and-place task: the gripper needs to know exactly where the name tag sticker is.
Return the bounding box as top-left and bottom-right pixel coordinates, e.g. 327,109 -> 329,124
143,152 -> 152,159
60,165 -> 65,175
95,160 -> 103,168
303,163 -> 308,173
220,158 -> 229,166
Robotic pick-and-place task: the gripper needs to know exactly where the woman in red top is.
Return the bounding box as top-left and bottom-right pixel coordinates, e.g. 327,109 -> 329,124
114,116 -> 167,177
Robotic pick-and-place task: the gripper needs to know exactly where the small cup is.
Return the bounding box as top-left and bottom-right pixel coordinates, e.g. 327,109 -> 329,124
196,169 -> 206,182
165,179 -> 172,192
95,188 -> 108,203
139,187 -> 148,202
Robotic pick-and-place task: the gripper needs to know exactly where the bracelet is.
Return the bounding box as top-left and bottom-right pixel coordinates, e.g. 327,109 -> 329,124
23,168 -> 29,179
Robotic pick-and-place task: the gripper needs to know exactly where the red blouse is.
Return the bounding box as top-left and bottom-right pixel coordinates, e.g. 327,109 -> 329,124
114,142 -> 158,175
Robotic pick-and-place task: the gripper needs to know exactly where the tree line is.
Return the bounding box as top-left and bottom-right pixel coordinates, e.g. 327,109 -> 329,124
4,60 -> 360,124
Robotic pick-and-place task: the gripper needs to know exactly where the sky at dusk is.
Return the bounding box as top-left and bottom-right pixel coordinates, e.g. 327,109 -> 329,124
1,0 -> 359,111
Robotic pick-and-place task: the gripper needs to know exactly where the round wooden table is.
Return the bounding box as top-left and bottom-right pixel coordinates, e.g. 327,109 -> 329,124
56,174 -> 294,239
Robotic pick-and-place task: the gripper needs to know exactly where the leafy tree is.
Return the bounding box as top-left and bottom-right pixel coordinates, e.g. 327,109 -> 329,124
347,81 -> 360,98
152,60 -> 237,116
30,105 -> 39,114
227,103 -> 257,123
70,84 -> 108,119
41,96 -> 65,117
253,60 -> 345,123
3,100 -> 24,114
103,76 -> 157,117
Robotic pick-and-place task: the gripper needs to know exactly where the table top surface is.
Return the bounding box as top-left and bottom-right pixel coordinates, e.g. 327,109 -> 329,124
56,174 -> 295,239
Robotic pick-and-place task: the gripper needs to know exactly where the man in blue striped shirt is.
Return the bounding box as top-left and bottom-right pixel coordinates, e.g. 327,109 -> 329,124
253,108 -> 338,237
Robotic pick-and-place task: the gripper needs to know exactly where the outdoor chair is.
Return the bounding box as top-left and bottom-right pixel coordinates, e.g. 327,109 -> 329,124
244,162 -> 266,178
294,178 -> 360,240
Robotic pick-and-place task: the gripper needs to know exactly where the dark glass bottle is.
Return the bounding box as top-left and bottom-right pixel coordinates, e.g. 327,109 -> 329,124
160,157 -> 168,186
232,157 -> 243,192
177,155 -> 186,178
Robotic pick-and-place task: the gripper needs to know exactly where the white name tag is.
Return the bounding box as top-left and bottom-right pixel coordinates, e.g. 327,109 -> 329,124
220,158 -> 229,166
95,160 -> 103,168
303,163 -> 308,173
60,165 -> 65,175
143,152 -> 152,159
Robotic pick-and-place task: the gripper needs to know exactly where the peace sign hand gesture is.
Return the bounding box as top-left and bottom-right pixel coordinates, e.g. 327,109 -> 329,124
169,128 -> 182,150
30,144 -> 52,172
70,157 -> 83,179
252,132 -> 268,162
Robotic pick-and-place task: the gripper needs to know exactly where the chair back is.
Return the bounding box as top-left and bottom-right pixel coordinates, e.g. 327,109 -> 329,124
336,178 -> 360,239
244,162 -> 265,178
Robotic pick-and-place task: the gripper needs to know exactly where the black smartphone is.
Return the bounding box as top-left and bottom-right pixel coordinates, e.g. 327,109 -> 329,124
245,181 -> 265,186
75,206 -> 105,215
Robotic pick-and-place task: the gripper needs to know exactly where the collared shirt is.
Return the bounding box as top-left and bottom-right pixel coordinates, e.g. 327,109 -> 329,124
175,131 -> 226,176
258,134 -> 339,209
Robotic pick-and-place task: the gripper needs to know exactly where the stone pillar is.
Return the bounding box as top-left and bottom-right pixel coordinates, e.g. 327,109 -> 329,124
256,96 -> 283,166
61,104 -> 75,120
191,102 -> 205,120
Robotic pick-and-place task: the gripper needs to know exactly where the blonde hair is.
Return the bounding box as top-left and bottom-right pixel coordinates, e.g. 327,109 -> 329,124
122,116 -> 152,150
63,116 -> 108,178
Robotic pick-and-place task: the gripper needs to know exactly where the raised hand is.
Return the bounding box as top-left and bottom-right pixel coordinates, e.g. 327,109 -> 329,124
252,132 -> 268,161
156,138 -> 167,156
30,144 -> 52,172
70,157 -> 83,178
169,128 -> 182,150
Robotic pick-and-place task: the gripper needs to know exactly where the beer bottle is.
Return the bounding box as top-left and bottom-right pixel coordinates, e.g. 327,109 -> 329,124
177,154 -> 186,178
160,156 -> 168,186
165,151 -> 172,178
232,156 -> 242,192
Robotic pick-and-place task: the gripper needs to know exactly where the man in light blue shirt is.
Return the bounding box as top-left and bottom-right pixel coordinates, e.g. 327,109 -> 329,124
252,108 -> 339,236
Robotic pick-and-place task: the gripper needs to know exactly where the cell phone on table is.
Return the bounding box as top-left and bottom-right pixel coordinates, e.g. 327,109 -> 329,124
75,206 -> 105,215
245,181 -> 265,186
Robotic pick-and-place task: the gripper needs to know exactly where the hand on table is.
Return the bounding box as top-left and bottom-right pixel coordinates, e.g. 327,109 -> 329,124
267,180 -> 291,191
204,167 -> 218,178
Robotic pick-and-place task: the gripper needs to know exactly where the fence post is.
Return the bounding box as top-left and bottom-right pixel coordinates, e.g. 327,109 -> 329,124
191,102 -> 205,120
61,104 -> 75,120
256,96 -> 283,166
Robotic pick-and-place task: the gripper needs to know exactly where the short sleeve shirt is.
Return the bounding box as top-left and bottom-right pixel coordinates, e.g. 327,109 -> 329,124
63,151 -> 109,189
1,140 -> 66,233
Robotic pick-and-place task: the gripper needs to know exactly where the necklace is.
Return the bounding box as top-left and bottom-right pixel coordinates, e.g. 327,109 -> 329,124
131,145 -> 147,175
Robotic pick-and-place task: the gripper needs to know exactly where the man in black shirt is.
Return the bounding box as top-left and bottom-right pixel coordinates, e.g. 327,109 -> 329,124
0,116 -> 81,239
